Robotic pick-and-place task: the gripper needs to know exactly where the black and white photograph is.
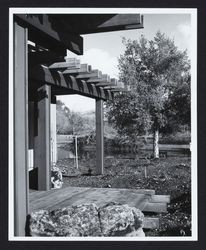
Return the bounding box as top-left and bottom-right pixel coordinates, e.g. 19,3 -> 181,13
8,8 -> 197,240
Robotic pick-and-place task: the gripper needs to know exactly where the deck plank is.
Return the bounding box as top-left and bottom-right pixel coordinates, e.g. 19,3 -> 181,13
29,187 -> 92,211
29,187 -> 169,229
29,186 -> 157,212
143,202 -> 168,213
150,195 -> 170,203
143,217 -> 160,229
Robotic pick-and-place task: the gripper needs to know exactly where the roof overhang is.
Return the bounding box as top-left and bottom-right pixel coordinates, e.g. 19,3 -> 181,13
14,13 -> 143,55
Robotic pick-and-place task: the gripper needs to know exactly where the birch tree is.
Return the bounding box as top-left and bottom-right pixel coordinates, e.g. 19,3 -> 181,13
106,31 -> 190,158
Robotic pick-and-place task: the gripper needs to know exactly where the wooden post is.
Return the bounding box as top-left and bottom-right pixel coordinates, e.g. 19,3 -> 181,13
50,96 -> 57,164
34,84 -> 51,190
75,136 -> 78,169
14,22 -> 29,236
96,99 -> 104,175
28,102 -> 34,170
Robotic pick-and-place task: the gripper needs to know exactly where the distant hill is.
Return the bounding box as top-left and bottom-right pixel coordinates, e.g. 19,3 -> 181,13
80,110 -> 95,119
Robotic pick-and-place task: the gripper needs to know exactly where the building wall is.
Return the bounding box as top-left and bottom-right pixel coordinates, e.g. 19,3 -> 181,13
28,101 -> 57,171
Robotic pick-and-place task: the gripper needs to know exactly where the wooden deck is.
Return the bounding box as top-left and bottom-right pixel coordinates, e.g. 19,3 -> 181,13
29,186 -> 170,229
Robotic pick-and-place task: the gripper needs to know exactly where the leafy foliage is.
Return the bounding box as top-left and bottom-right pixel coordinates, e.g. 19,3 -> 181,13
56,100 -> 95,135
56,100 -> 71,134
106,31 -> 191,140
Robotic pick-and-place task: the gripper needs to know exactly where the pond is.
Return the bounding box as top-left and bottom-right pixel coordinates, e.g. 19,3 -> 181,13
57,143 -> 190,161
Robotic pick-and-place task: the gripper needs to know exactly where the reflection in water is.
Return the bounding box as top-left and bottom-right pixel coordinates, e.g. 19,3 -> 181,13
57,143 -> 190,161
57,147 -> 75,160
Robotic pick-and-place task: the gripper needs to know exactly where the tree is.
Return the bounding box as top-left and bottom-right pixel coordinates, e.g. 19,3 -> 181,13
106,31 -> 191,158
56,100 -> 95,136
56,100 -> 71,134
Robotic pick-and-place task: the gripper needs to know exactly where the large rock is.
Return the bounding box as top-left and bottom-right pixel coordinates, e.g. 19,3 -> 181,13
98,202 -> 144,236
29,203 -> 145,237
53,204 -> 102,236
29,210 -> 57,236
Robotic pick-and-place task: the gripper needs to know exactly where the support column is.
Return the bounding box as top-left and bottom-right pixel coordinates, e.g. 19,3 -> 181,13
34,84 -> 51,190
96,99 -> 104,175
14,22 -> 29,236
50,96 -> 57,164
28,101 -> 34,170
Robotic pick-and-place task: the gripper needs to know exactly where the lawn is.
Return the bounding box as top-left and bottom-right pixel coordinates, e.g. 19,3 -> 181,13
56,155 -> 191,237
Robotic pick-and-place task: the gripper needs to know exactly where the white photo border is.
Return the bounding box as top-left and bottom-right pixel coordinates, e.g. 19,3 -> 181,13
9,7 -> 197,241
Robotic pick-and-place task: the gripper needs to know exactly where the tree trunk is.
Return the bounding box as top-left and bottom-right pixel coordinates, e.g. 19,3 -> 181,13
153,129 -> 159,159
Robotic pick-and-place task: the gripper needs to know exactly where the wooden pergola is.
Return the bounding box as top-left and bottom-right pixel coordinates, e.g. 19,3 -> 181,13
13,13 -> 143,236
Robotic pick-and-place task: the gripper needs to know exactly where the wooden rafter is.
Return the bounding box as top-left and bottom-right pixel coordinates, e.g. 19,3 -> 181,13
75,70 -> 102,79
15,14 -> 143,55
110,88 -> 128,92
29,51 -> 65,66
95,82 -> 113,87
15,14 -> 83,55
103,81 -> 124,88
95,78 -> 118,87
29,57 -> 127,99
29,65 -> 113,100
49,60 -> 81,70
63,64 -> 92,74
87,74 -> 111,83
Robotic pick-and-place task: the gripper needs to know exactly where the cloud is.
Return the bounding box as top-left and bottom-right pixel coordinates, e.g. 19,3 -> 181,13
78,48 -> 119,79
176,22 -> 191,57
58,95 -> 95,113
177,23 -> 191,39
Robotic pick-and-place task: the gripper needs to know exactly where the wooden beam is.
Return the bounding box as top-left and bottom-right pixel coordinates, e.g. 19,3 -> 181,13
97,14 -> 142,29
95,78 -> 118,87
15,14 -> 83,55
96,99 -> 104,175
87,74 -> 110,83
75,70 -> 102,79
49,59 -> 81,70
14,22 -> 29,236
29,51 -> 65,67
103,86 -> 124,90
104,82 -> 127,92
34,85 -> 51,191
29,65 -> 113,100
103,82 -> 124,89
95,83 -> 111,87
125,15 -> 144,30
110,88 -> 128,92
63,64 -> 92,75
111,78 -> 118,85
95,82 -> 113,87
125,23 -> 144,30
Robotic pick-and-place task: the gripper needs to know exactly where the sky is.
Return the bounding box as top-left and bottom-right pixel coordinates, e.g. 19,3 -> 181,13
58,13 -> 192,113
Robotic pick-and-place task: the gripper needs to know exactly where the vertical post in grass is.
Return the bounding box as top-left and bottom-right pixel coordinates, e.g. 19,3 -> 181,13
75,136 -> 78,169
144,166 -> 147,178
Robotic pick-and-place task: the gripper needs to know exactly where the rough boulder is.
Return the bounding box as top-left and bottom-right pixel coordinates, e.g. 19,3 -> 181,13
29,202 -> 145,237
